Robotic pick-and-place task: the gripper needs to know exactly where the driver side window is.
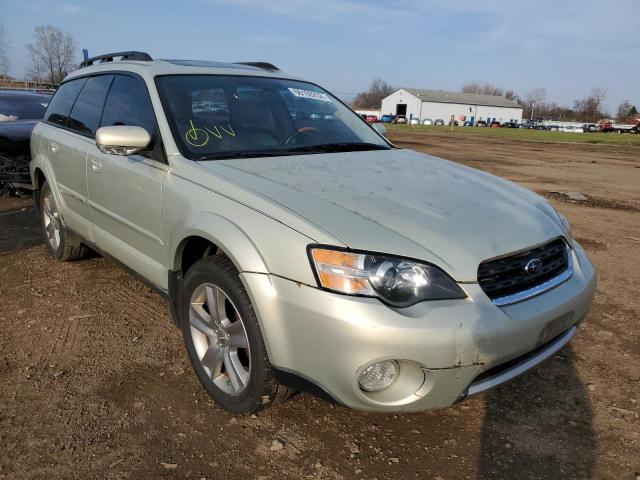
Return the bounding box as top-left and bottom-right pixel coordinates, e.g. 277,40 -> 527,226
100,74 -> 157,146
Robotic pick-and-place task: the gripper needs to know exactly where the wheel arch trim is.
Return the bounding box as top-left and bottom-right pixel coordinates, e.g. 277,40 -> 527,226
169,211 -> 271,276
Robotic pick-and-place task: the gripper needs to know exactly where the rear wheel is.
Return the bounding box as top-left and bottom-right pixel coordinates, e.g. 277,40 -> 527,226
39,181 -> 90,261
180,255 -> 291,413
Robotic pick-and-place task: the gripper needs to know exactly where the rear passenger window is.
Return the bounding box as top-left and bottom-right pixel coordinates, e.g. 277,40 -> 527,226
44,78 -> 86,126
67,75 -> 113,136
100,75 -> 157,141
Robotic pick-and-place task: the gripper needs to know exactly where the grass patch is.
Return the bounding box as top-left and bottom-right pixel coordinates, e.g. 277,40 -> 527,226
384,124 -> 640,146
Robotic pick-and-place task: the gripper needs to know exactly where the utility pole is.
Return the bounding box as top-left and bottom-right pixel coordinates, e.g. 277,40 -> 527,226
530,102 -> 535,121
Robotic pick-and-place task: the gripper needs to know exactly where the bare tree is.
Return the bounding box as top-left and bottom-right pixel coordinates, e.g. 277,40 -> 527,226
526,87 -> 546,107
352,78 -> 394,109
0,23 -> 10,76
574,87 -> 608,122
522,87 -> 547,119
616,99 -> 636,122
505,90 -> 520,102
545,102 -> 581,122
25,25 -> 77,84
461,82 -> 504,96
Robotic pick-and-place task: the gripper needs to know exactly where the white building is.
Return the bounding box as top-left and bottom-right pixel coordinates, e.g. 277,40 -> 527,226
381,88 -> 523,124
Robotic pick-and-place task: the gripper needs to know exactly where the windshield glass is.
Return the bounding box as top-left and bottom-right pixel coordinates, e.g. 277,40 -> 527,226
0,93 -> 51,121
155,75 -> 390,160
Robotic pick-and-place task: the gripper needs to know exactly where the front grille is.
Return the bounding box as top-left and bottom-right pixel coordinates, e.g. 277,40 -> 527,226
478,238 -> 569,301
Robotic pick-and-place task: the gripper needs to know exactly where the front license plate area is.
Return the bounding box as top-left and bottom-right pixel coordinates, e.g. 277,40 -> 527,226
538,312 -> 573,346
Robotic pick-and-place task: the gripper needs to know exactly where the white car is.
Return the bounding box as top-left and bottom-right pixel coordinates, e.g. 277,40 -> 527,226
409,118 -> 420,125
422,119 -> 433,125
30,51 -> 597,413
561,126 -> 584,133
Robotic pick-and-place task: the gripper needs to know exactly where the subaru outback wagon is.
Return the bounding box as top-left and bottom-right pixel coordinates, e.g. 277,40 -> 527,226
30,51 -> 596,413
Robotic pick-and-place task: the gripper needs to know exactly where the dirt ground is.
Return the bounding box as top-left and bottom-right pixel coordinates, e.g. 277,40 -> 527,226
1,131 -> 638,480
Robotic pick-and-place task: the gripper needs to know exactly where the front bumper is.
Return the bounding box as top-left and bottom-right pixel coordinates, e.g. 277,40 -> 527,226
242,242 -> 597,412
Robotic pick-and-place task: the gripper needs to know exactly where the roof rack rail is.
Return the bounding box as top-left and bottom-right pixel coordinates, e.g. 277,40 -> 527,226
234,62 -> 280,71
80,51 -> 153,68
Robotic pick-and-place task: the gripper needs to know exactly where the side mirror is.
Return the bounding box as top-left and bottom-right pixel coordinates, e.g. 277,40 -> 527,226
95,126 -> 151,155
372,123 -> 386,137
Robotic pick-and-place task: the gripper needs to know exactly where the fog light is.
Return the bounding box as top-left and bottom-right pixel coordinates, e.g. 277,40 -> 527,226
358,360 -> 399,392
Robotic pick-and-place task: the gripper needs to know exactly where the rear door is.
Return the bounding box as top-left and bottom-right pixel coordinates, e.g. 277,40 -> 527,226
86,74 -> 168,288
58,74 -> 113,240
41,77 -> 89,235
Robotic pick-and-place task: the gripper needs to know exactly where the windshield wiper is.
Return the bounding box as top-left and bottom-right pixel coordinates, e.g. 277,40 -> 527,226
197,150 -> 297,161
284,143 -> 391,154
196,143 -> 391,161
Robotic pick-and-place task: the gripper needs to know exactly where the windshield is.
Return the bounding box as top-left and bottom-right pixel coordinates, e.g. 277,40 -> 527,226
155,75 -> 391,160
0,94 -> 51,121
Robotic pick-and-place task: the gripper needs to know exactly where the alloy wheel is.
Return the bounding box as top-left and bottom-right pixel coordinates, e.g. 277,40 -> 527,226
189,283 -> 251,396
41,187 -> 61,251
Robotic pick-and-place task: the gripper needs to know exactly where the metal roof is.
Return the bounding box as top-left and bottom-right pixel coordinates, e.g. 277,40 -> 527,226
66,59 -> 297,84
79,52 -> 280,73
400,88 -> 522,108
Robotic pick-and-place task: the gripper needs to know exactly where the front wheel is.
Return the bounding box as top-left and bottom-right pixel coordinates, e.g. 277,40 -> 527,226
180,255 -> 291,413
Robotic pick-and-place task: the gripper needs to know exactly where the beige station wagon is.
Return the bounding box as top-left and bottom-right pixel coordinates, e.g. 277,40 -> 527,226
30,51 -> 597,413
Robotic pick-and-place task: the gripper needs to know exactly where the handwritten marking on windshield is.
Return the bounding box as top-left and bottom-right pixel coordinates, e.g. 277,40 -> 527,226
186,120 -> 209,147
185,120 -> 236,147
216,125 -> 236,137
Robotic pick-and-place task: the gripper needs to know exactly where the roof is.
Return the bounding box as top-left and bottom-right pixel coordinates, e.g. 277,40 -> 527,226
399,88 -> 522,109
65,59 -> 298,84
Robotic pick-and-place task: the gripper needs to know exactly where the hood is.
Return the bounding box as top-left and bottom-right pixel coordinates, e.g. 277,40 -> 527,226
0,119 -> 38,160
0,119 -> 39,139
200,149 -> 565,281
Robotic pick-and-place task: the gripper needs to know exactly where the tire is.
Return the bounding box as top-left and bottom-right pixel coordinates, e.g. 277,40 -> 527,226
180,255 -> 291,414
39,181 -> 91,261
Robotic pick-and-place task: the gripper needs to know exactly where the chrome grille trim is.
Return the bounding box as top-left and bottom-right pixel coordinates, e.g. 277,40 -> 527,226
491,246 -> 573,306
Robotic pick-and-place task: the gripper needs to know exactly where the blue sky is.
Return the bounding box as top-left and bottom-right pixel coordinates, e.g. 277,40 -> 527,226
2,0 -> 638,112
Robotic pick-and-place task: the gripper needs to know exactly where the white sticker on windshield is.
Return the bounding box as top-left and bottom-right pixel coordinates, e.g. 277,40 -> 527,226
288,88 -> 331,102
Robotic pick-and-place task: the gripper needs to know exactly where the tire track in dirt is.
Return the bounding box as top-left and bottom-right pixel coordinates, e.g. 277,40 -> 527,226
36,316 -> 67,368
36,314 -> 91,368
99,285 -> 174,335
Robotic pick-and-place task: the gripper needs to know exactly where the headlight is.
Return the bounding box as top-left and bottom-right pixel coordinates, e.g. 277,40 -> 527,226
309,247 -> 466,307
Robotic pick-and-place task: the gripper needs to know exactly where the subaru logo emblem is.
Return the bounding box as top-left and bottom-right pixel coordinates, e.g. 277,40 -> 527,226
524,258 -> 543,275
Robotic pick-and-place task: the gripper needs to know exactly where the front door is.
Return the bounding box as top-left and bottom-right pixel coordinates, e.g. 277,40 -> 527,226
86,74 -> 167,288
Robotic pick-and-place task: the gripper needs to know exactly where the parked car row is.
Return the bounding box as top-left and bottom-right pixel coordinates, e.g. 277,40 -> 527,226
519,121 -> 638,133
371,116 -> 521,128
364,112 -> 638,134
378,114 -> 408,124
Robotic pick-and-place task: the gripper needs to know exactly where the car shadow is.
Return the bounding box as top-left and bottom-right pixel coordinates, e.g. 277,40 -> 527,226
477,346 -> 595,479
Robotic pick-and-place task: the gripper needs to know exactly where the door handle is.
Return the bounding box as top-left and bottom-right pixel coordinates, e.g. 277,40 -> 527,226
50,141 -> 59,154
90,159 -> 103,173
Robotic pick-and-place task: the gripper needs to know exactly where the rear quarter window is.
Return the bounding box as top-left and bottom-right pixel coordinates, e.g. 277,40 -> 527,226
44,78 -> 86,126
